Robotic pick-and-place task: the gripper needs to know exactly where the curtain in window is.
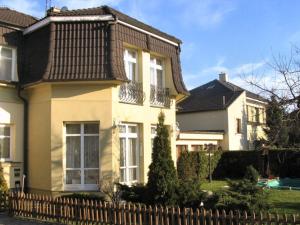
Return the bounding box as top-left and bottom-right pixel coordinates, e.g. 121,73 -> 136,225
0,126 -> 10,159
0,48 -> 13,81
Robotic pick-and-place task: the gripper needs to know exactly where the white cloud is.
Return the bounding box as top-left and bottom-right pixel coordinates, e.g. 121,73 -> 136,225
288,31 -> 300,46
0,0 -> 42,18
183,58 -> 267,90
180,0 -> 236,29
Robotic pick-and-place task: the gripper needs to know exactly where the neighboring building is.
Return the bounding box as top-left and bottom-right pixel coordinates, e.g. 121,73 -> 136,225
177,73 -> 267,151
0,7 -> 36,189
0,6 -> 188,194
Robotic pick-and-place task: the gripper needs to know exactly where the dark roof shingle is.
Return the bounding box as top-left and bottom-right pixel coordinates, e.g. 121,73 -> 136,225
47,5 -> 181,44
0,7 -> 37,28
178,79 -> 267,113
178,80 -> 244,113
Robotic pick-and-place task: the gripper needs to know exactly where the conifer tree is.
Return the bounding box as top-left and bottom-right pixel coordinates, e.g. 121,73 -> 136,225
147,112 -> 178,205
264,95 -> 289,147
0,162 -> 8,193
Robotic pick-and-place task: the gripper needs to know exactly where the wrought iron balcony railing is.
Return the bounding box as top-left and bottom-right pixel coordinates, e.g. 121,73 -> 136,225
119,81 -> 144,104
150,85 -> 171,108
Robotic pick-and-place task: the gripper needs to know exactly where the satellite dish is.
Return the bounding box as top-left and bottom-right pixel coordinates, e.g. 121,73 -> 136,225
61,6 -> 68,11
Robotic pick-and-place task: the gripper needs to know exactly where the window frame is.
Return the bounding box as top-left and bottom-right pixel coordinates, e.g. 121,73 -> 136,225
63,122 -> 100,191
150,56 -> 165,88
236,118 -> 242,134
0,46 -> 17,82
119,123 -> 140,186
0,124 -> 12,162
124,48 -> 138,82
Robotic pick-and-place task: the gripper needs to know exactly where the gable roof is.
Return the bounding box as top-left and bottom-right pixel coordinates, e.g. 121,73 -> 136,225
178,79 -> 267,113
46,5 -> 181,44
0,7 -> 37,28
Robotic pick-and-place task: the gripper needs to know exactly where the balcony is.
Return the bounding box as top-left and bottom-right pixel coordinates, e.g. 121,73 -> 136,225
119,81 -> 144,104
150,85 -> 171,108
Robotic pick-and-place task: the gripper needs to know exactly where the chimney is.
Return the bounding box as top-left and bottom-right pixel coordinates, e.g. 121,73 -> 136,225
47,6 -> 61,15
219,72 -> 228,82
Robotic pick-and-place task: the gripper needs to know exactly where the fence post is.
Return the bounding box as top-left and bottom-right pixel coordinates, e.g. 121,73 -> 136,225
221,210 -> 226,225
201,208 -> 206,225
177,207 -> 182,225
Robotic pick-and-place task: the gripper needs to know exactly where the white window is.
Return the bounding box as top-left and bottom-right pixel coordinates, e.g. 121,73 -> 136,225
150,57 -> 164,88
0,125 -> 11,161
119,123 -> 139,185
64,123 -> 99,190
0,46 -> 17,81
124,49 -> 138,81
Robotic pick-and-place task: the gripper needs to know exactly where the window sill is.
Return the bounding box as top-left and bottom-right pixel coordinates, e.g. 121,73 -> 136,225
119,101 -> 143,106
0,159 -> 13,163
150,103 -> 170,109
63,184 -> 98,192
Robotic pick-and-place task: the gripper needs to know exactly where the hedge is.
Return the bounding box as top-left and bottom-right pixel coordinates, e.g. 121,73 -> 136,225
177,150 -> 222,181
213,149 -> 300,179
177,149 -> 300,180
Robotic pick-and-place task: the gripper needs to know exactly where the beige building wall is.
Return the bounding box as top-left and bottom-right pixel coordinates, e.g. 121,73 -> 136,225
177,110 -> 228,149
26,48 -> 179,193
112,49 -> 177,184
226,92 -> 248,150
51,83 -> 114,192
27,84 -> 52,192
0,84 -> 24,189
246,99 -> 267,149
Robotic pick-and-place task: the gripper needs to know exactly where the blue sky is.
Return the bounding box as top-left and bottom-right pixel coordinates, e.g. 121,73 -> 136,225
2,0 -> 300,91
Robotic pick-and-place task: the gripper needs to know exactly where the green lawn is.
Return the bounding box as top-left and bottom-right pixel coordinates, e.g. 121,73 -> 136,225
200,180 -> 300,214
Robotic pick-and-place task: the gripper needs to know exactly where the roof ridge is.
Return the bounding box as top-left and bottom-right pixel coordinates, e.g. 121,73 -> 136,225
104,5 -> 181,43
0,7 -> 38,21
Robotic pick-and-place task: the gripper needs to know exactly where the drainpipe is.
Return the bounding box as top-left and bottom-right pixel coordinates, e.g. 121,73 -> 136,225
17,84 -> 28,192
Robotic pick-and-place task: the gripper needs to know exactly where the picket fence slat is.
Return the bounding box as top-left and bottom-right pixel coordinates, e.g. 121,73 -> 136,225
0,192 -> 298,225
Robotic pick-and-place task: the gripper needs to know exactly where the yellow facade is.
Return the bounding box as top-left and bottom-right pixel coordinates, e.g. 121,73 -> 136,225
0,84 -> 24,189
246,98 -> 267,149
26,50 -> 178,194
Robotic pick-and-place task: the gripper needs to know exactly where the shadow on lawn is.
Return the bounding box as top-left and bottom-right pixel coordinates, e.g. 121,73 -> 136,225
271,201 -> 300,213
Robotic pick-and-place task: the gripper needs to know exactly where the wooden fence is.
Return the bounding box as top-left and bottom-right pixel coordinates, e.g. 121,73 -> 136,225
3,192 -> 300,225
0,192 -> 9,211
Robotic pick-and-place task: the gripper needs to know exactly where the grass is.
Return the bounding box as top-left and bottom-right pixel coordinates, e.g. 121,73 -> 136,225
200,180 -> 300,214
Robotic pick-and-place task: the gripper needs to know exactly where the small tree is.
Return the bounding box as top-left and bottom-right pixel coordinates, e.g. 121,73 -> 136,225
147,112 -> 178,205
244,165 -> 260,184
0,162 -> 8,193
264,95 -> 289,147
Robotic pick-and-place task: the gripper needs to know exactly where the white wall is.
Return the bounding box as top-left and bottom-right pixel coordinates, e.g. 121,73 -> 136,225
226,92 -> 248,150
177,110 -> 228,149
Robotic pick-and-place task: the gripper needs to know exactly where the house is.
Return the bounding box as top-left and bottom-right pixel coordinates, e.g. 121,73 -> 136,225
0,7 -> 36,189
177,73 -> 267,151
0,6 -> 188,194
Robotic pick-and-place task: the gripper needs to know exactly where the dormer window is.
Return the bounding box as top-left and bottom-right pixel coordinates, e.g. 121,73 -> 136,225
124,49 -> 138,81
0,46 -> 17,82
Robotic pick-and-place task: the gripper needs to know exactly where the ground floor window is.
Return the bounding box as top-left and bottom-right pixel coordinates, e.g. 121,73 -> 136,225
0,124 -> 11,161
119,123 -> 139,185
64,123 -> 99,189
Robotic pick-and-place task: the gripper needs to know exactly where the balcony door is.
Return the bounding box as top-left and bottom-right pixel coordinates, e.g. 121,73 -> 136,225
119,123 -> 139,185
150,57 -> 164,88
64,123 -> 99,190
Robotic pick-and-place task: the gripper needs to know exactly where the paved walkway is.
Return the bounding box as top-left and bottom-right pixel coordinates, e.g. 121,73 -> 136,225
0,213 -> 54,225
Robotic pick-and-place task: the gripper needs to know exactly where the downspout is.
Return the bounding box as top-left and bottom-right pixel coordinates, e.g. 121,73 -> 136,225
17,84 -> 28,192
